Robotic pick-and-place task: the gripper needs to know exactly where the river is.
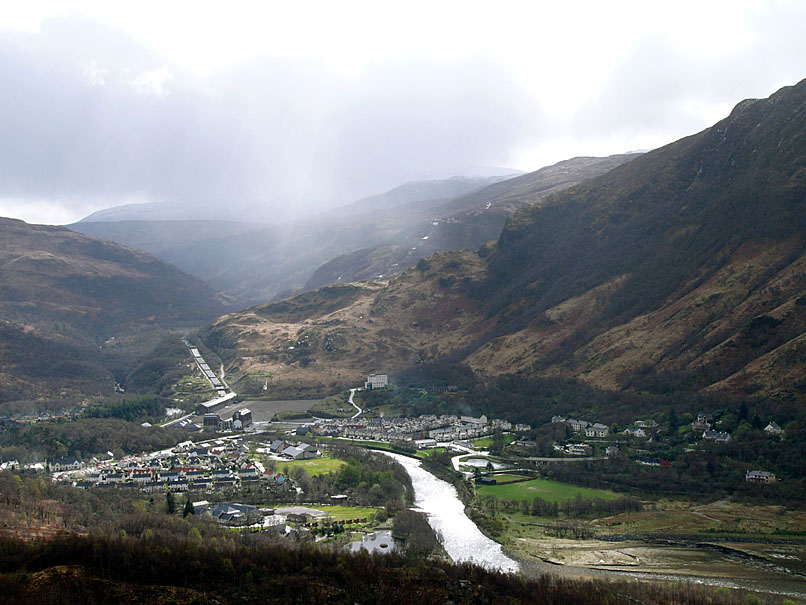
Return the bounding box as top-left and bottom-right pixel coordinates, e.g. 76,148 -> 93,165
384,452 -> 519,573
383,452 -> 806,599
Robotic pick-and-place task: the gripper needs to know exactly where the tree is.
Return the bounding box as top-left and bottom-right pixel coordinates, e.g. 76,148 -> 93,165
738,401 -> 749,421
667,408 -> 679,436
183,497 -> 194,518
165,491 -> 176,515
490,430 -> 505,454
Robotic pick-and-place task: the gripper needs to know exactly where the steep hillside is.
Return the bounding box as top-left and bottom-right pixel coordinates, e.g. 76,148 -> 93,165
201,80 -> 805,401
438,153 -> 641,216
0,218 -> 226,403
468,78 -> 806,396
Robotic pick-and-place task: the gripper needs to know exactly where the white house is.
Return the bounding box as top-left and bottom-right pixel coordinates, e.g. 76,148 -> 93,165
0,460 -> 20,471
764,422 -> 783,436
48,457 -> 83,472
692,413 -> 712,432
703,430 -> 731,443
584,423 -> 609,438
566,419 -> 589,432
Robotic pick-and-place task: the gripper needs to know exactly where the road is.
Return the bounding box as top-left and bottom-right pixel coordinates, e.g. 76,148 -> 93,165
348,388 -> 362,418
161,413 -> 194,428
525,456 -> 606,462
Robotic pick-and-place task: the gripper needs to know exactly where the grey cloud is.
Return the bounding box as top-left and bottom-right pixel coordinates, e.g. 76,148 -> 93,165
0,17 -> 544,222
569,8 -> 806,143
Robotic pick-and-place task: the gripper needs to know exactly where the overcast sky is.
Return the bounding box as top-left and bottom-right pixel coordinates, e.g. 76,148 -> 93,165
1,0 -> 804,225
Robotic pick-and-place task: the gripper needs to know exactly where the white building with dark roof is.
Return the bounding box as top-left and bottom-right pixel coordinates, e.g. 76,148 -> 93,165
585,423 -> 609,438
746,470 -> 776,483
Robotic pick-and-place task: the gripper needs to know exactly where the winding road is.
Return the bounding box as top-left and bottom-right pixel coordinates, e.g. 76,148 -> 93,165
348,388 -> 362,418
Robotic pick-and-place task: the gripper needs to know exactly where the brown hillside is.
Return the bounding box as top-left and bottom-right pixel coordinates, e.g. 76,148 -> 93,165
202,251 -> 489,396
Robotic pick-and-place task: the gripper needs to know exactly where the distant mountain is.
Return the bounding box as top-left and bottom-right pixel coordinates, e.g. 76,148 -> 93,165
70,160 -> 632,306
327,175 -> 517,218
0,218 -> 227,403
68,220 -> 262,257
78,200 -> 228,223
201,79 -> 806,402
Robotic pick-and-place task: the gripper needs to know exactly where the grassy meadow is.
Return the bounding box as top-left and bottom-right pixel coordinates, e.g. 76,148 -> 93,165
476,476 -> 616,502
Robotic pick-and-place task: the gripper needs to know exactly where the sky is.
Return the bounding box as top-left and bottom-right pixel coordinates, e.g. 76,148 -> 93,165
0,0 -> 804,225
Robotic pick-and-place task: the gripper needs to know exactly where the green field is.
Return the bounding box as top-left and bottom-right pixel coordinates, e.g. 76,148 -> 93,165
487,473 -> 530,482
315,504 -> 379,521
416,447 -> 447,459
270,455 -> 347,476
308,393 -> 355,418
477,477 -> 616,502
472,434 -> 517,448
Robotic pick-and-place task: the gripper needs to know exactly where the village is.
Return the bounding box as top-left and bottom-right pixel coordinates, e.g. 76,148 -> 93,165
308,412 -> 530,444
2,389 -> 784,494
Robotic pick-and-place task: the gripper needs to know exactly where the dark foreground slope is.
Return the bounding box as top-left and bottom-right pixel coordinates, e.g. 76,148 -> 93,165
0,218 -> 226,403
0,533 -> 779,605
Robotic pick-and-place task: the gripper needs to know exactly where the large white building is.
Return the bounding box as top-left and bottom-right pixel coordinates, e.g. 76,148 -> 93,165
365,374 -> 388,390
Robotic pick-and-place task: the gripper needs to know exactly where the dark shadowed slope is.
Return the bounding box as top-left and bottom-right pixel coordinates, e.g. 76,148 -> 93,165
303,154 -> 639,291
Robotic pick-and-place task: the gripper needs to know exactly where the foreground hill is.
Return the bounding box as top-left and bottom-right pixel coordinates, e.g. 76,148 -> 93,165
0,533 -> 759,605
0,218 -> 227,403
202,79 -> 805,402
